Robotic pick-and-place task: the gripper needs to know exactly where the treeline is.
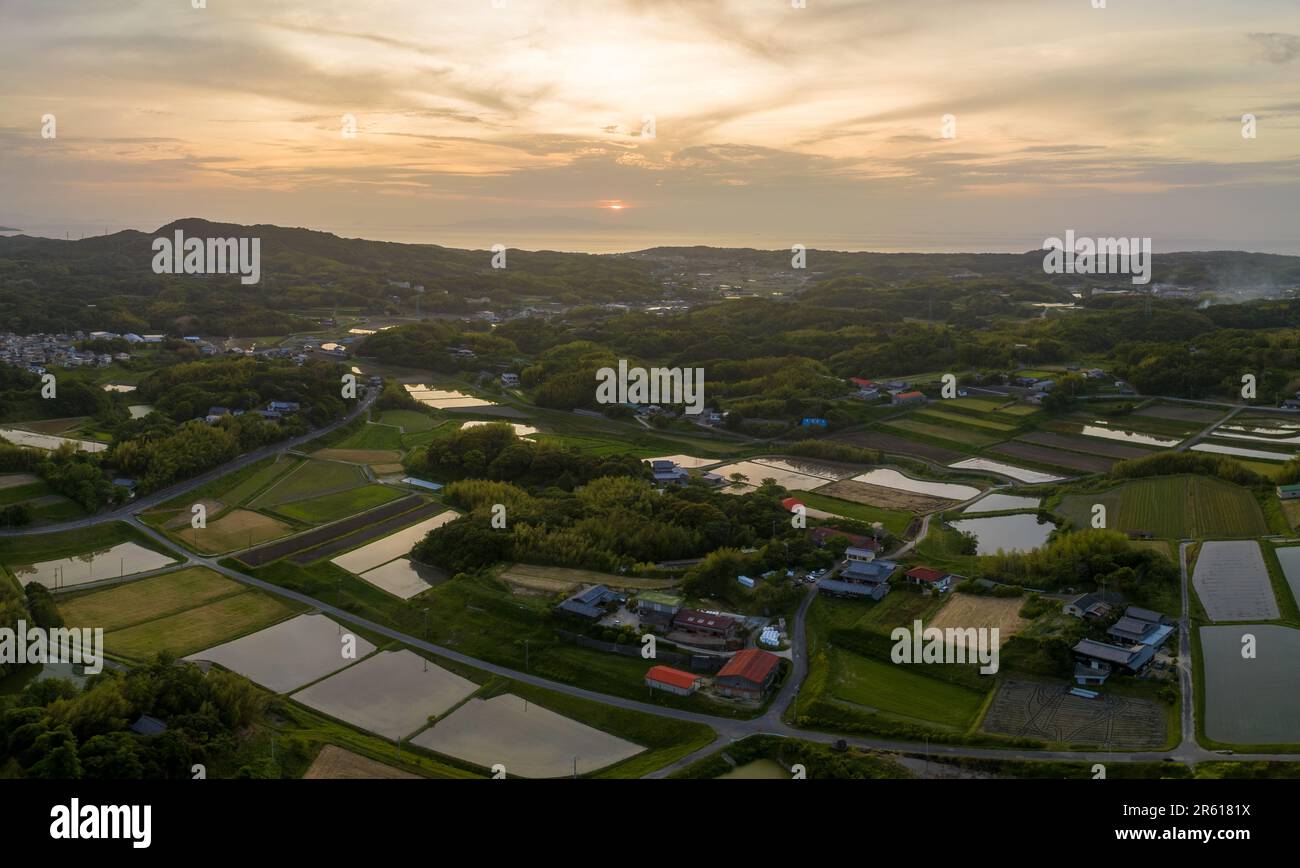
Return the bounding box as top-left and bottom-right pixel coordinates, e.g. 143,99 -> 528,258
408,422 -> 648,488
139,357 -> 348,427
980,529 -> 1178,600
1109,451 -> 1265,487
0,655 -> 270,779
416,474 -> 801,575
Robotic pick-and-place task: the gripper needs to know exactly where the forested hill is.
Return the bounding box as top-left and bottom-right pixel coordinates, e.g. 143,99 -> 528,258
0,218 -> 659,335
2,218 -> 1299,337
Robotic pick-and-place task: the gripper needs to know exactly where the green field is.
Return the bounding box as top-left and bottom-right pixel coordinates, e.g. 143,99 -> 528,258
220,455 -> 301,505
941,397 -> 1006,413
59,566 -> 245,631
1056,475 -> 1268,539
271,484 -> 406,523
104,588 -> 303,659
333,422 -> 403,451
250,459 -> 367,507
883,418 -> 1003,447
914,408 -> 1018,432
828,648 -> 987,729
788,490 -> 914,535
379,410 -> 439,433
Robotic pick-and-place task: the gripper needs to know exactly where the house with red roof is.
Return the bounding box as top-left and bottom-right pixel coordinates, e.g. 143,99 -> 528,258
892,390 -> 927,405
905,565 -> 955,592
713,648 -> 781,700
781,496 -> 805,513
644,665 -> 701,696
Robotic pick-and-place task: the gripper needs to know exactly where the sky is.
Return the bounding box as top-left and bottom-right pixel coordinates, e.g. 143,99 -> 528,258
1,0 -> 1299,253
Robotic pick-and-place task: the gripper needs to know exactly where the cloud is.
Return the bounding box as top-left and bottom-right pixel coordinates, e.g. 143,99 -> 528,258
1247,32 -> 1300,63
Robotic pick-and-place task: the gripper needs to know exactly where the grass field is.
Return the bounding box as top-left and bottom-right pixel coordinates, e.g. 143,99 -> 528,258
59,566 -> 244,631
828,648 -> 987,728
220,456 -> 301,505
914,408 -> 1018,432
883,418 -> 1003,447
1055,475 -> 1267,539
379,410 -> 439,433
787,490 -> 913,535
250,459 -> 367,507
0,522 -> 170,578
105,588 -> 303,660
271,484 -> 406,524
335,422 -> 404,451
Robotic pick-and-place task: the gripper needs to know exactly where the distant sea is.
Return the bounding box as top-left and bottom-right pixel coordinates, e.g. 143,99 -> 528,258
4,222 -> 1298,256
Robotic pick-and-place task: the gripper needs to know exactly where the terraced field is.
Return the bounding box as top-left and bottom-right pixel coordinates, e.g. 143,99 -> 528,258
1055,475 -> 1267,539
991,441 -> 1114,473
883,418 -> 1003,447
914,408 -> 1018,432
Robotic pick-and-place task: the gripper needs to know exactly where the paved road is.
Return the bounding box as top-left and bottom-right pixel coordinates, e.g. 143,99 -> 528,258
0,390 -> 377,538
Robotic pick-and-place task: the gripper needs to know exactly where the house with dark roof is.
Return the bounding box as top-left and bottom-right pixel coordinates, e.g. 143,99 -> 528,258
820,553 -> 895,600
713,649 -> 781,700
1071,638 -> 1155,685
1107,607 -> 1173,648
645,665 -> 701,696
555,584 -> 625,620
129,715 -> 168,737
1062,591 -> 1123,620
649,459 -> 690,486
673,609 -> 738,639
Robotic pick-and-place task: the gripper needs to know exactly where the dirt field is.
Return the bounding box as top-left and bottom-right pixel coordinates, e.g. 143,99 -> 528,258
927,594 -> 1028,648
992,441 -> 1114,473
817,478 -> 953,512
1134,404 -> 1223,423
0,473 -> 41,489
711,460 -> 835,493
237,495 -> 426,566
312,448 -> 404,464
1018,431 -> 1152,460
980,680 -> 1167,748
158,499 -> 225,529
176,509 -> 293,553
303,745 -> 420,780
832,430 -> 965,464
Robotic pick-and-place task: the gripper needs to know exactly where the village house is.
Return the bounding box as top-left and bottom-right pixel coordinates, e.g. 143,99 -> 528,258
555,584 -> 625,620
1071,638 -> 1155,686
904,566 -> 956,592
672,609 -> 738,640
892,390 -> 927,405
713,648 -> 781,700
819,549 -> 895,601
644,666 -> 701,696
635,591 -> 683,627
649,459 -> 691,486
1106,607 -> 1174,648
1063,591 -> 1122,620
